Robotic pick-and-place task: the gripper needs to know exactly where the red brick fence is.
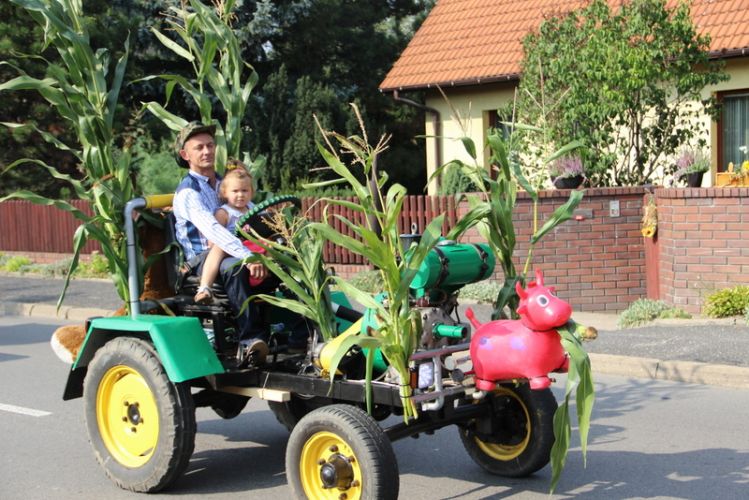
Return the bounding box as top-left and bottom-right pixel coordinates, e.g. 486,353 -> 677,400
2,187 -> 747,314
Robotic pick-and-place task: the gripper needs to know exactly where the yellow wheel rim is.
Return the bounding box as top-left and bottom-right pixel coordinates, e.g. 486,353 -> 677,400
299,431 -> 362,500
96,365 -> 159,468
475,387 -> 531,461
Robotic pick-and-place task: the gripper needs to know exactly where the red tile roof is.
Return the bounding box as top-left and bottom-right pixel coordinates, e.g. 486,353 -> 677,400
380,0 -> 749,91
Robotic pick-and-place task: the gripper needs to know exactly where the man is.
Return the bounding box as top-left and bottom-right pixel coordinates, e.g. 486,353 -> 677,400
172,121 -> 269,365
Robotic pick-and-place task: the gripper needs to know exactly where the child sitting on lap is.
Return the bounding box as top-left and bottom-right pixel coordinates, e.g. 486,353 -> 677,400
194,160 -> 256,304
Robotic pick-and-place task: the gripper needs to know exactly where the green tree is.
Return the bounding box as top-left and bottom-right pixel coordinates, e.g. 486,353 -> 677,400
0,2 -> 79,197
245,0 -> 433,193
1,1 -> 434,195
516,0 -> 728,186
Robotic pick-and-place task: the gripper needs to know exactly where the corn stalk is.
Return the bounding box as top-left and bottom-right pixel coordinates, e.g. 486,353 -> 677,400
306,106 -> 444,422
239,211 -> 338,342
141,0 -> 263,176
433,111 -> 591,492
0,0 -> 135,308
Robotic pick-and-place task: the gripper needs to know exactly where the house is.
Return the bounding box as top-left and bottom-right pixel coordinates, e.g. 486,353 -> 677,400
380,0 -> 749,194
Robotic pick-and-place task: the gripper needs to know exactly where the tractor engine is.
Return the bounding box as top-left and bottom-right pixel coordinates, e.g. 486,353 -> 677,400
410,239 -> 495,349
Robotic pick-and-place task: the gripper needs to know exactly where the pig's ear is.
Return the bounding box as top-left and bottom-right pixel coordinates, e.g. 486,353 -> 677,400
516,280 -> 527,299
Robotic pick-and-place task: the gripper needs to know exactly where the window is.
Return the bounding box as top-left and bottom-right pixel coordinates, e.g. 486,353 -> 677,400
485,109 -> 514,179
487,109 -> 513,141
718,91 -> 749,172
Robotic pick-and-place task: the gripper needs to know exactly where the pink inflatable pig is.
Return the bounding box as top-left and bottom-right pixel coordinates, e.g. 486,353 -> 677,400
467,270 -> 570,391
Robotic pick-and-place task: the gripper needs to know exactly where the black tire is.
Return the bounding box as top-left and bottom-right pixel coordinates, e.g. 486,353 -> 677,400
268,394 -> 331,432
459,384 -> 556,477
83,337 -> 196,492
286,404 -> 399,500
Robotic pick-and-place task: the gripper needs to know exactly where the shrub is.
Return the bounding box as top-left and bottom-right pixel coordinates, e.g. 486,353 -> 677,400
703,285 -> 749,318
439,162 -> 477,195
744,305 -> 749,326
346,270 -> 383,294
86,253 -> 110,276
2,256 -> 32,273
39,258 -> 74,277
618,299 -> 691,328
458,281 -> 502,303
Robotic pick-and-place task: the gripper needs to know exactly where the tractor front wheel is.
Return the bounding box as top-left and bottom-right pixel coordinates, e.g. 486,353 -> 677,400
286,404 -> 398,500
83,337 -> 196,492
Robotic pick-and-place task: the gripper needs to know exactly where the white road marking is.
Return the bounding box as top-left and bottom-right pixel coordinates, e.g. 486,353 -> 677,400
0,403 -> 52,417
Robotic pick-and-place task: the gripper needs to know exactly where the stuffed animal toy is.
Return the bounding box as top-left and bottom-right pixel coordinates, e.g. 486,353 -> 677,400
50,216 -> 174,364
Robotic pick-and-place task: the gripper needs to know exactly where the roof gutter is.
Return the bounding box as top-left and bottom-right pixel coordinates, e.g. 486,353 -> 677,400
708,46 -> 749,60
390,89 -> 442,192
381,72 -> 521,94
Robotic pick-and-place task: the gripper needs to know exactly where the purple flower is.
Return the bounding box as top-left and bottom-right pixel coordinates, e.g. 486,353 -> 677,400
549,156 -> 584,179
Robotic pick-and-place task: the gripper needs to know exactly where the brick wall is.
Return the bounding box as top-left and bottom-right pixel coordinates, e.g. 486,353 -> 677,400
331,187 -> 647,313
654,187 -> 749,314
501,187 -> 646,312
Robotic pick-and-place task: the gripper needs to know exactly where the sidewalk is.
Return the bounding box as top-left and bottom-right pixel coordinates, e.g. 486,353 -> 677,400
3,273 -> 749,389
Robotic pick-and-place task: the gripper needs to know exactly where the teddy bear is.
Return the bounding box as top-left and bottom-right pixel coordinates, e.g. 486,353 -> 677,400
50,215 -> 175,364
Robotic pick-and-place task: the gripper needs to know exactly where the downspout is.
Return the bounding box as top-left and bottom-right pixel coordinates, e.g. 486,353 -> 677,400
391,90 -> 442,194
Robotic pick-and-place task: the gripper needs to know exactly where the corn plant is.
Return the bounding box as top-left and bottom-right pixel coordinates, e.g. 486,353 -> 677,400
300,106 -> 444,422
434,116 -> 591,491
141,0 -> 263,177
239,211 -> 339,342
0,0 -> 135,308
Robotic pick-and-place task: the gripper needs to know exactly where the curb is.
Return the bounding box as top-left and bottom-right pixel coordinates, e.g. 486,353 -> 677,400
3,301 -> 749,390
589,353 -> 749,390
0,301 -> 113,321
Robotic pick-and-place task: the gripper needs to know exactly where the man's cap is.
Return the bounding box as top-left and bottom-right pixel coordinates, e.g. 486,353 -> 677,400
174,121 -> 216,168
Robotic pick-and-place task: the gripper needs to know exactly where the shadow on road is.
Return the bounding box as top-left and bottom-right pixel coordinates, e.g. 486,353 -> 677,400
0,321 -> 57,347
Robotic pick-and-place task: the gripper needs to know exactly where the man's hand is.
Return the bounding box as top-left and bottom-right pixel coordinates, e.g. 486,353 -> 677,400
246,262 -> 268,281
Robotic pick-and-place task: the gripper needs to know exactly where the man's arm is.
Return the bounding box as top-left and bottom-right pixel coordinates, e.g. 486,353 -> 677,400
177,189 -> 251,259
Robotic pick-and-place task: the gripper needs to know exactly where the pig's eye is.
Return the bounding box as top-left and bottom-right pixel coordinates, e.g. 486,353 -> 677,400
537,295 -> 549,307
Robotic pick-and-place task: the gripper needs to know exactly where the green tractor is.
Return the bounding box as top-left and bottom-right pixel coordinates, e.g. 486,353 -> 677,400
62,194 -> 559,499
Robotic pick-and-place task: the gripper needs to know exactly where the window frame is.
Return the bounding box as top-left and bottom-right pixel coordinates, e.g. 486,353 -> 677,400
716,89 -> 749,172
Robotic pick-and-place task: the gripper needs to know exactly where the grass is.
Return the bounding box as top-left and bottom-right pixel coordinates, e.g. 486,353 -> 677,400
0,252 -> 110,279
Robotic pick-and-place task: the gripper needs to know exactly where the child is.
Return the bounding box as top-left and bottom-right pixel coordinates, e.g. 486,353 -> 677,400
194,160 -> 256,304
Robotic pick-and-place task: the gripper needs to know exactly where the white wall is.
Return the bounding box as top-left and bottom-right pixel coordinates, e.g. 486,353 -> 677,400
424,83 -> 516,194
420,57 -> 749,192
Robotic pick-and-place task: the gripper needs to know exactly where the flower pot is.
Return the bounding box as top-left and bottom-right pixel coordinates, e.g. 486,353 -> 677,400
552,175 -> 584,189
686,171 -> 704,188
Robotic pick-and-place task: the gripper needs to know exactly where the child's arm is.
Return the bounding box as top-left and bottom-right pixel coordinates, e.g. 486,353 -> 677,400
215,208 -> 230,228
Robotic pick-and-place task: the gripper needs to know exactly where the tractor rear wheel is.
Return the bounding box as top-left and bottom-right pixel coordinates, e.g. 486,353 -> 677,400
459,384 -> 556,477
83,337 -> 196,492
268,394 -> 332,432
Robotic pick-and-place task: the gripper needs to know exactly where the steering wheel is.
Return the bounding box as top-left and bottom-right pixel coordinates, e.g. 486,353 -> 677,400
234,195 -> 302,240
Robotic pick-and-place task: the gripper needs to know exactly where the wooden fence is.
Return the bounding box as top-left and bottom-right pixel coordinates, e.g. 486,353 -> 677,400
0,199 -> 100,254
300,195 -> 459,264
0,196 -> 459,263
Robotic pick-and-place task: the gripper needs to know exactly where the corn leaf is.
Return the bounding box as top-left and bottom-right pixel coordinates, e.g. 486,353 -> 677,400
531,190 -> 584,244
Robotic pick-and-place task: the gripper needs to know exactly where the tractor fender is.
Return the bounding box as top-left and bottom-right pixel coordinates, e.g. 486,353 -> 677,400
63,315 -> 224,400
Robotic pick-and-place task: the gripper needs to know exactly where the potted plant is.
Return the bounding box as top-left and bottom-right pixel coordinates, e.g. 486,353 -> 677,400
549,155 -> 585,189
673,148 -> 709,187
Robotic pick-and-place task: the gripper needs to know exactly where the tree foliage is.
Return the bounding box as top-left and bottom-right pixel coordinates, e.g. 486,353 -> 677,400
245,0 -> 433,193
516,0 -> 728,186
0,0 -> 433,196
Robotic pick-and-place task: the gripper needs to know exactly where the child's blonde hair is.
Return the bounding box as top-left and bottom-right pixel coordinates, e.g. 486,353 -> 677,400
220,159 -> 253,201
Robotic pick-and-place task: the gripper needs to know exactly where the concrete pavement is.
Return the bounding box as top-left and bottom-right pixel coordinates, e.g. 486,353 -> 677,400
2,272 -> 749,389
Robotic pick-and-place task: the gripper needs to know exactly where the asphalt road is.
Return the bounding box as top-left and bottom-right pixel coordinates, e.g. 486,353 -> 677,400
2,315 -> 748,499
